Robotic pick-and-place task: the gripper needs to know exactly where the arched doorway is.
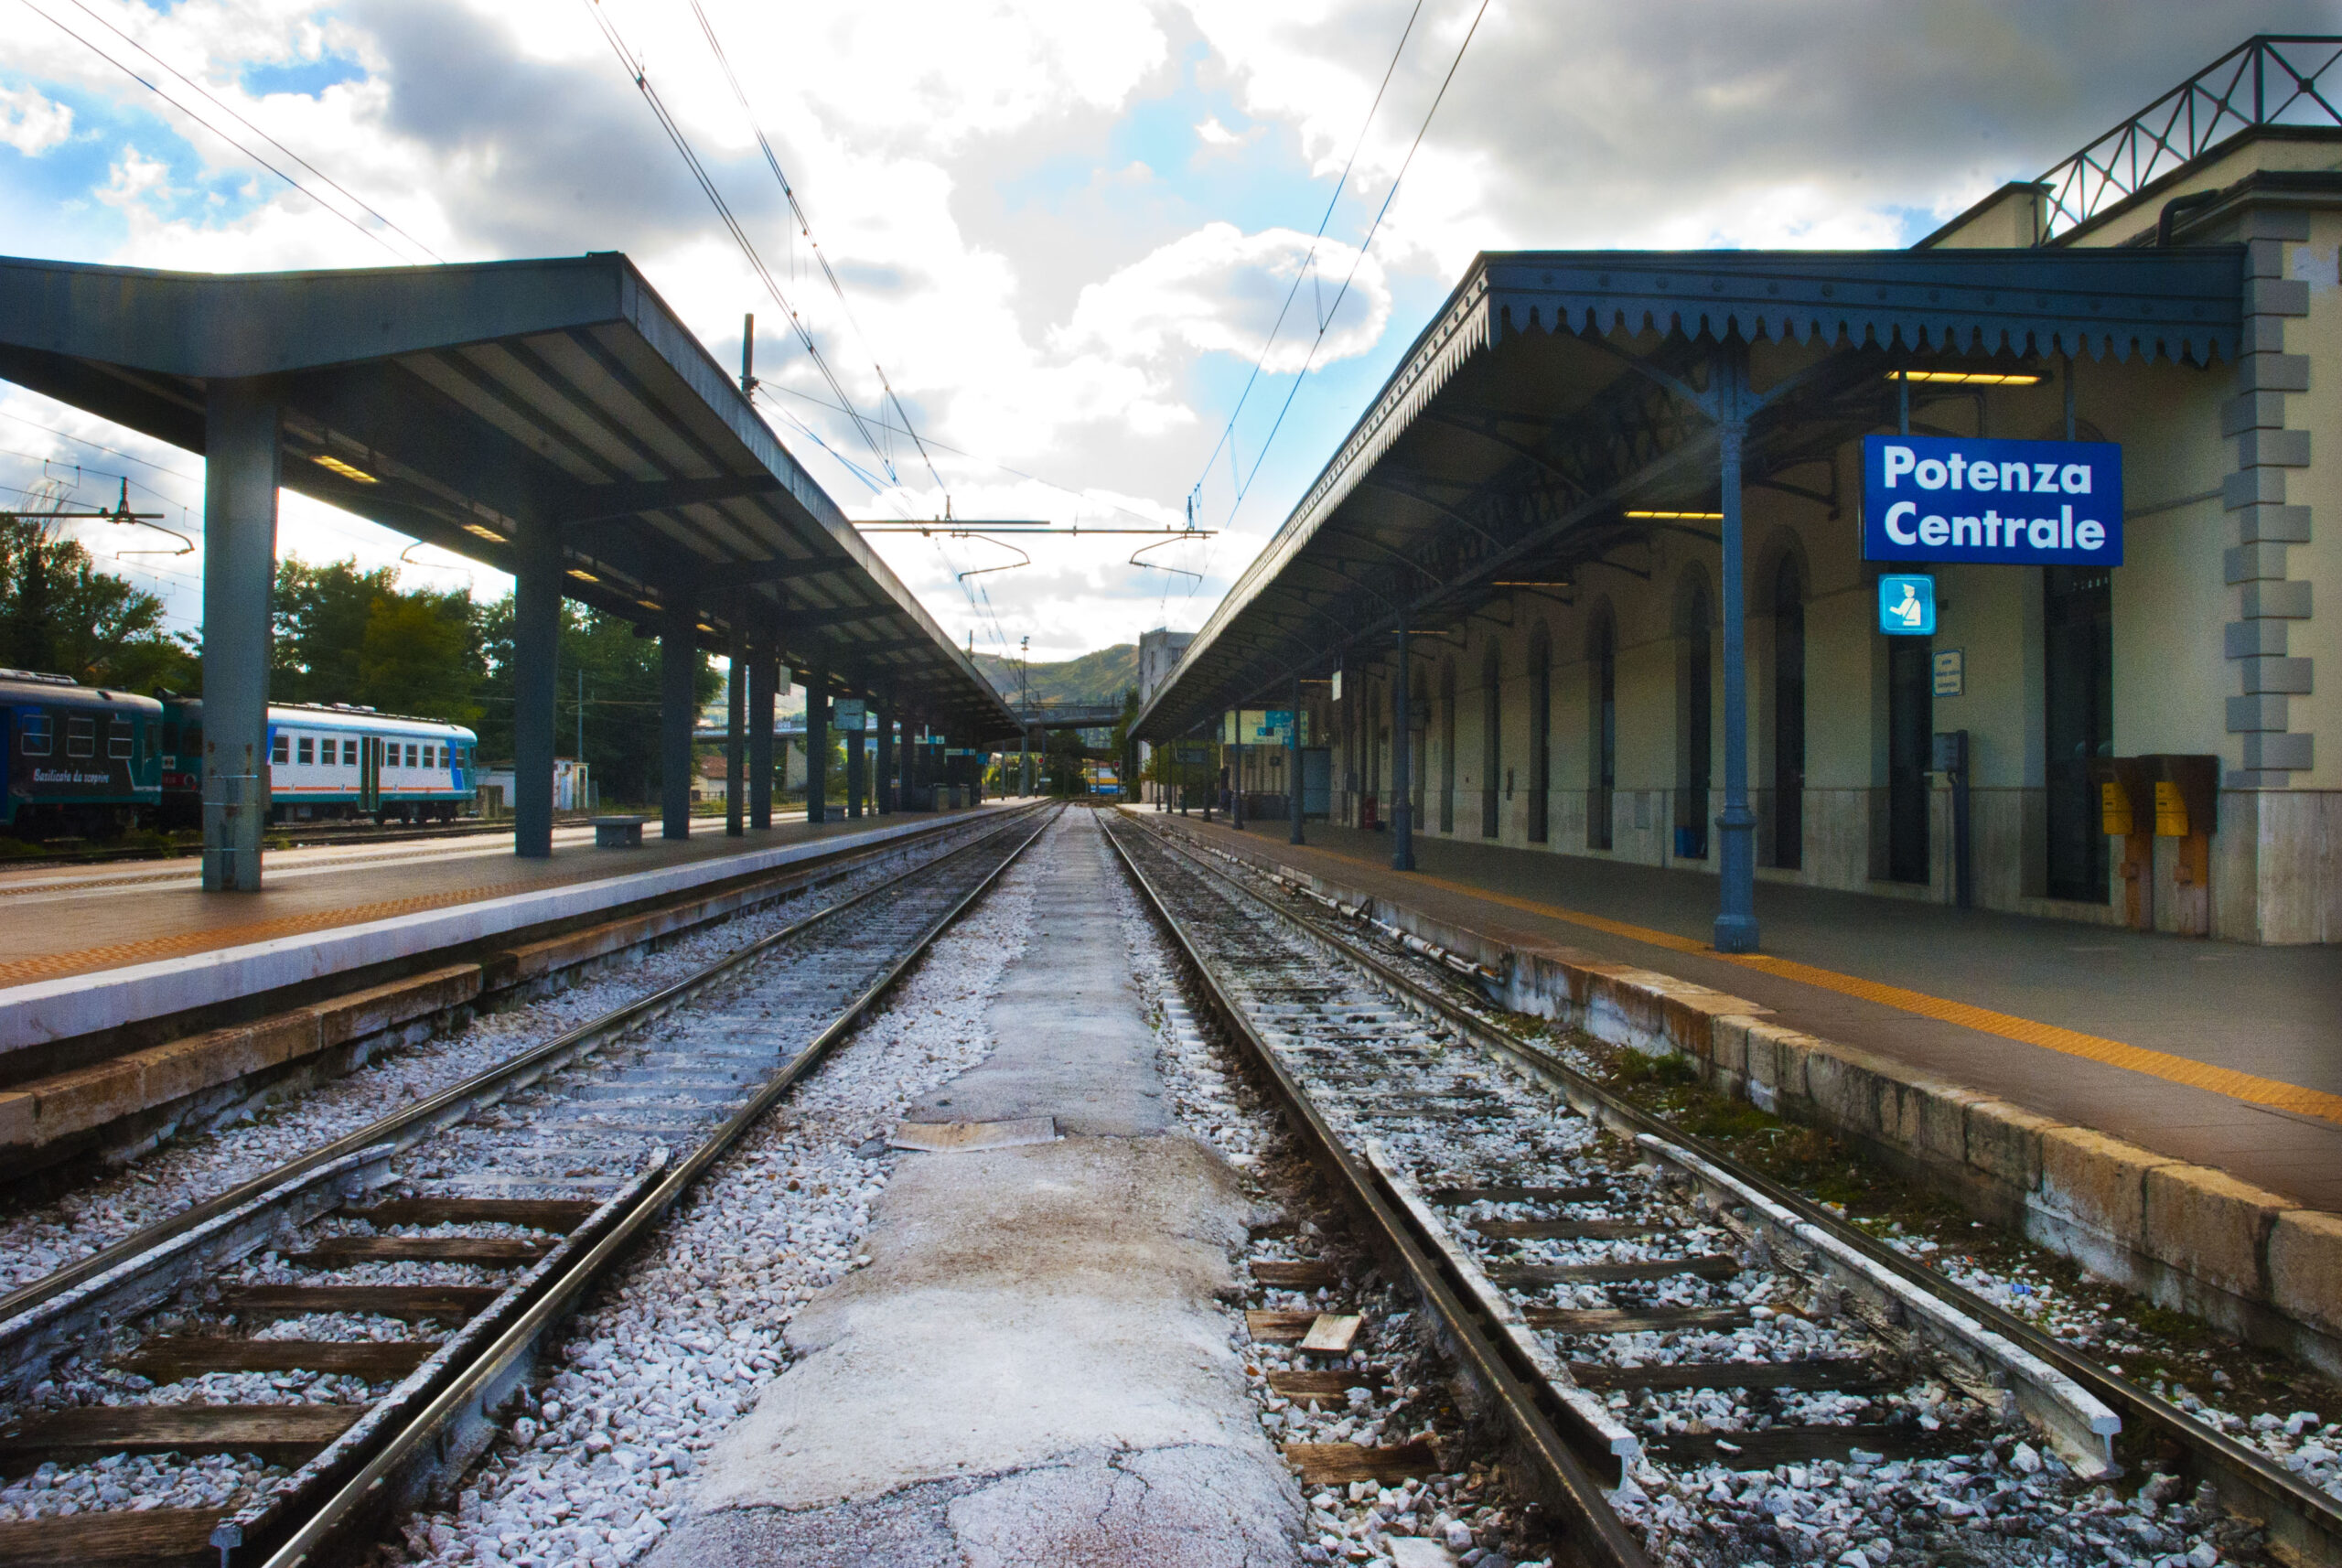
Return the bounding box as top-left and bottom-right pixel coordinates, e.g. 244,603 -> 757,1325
1479,646 -> 1501,837
1439,660 -> 1456,833
1771,555 -> 1805,872
1679,583 -> 1712,859
1587,610 -> 1617,851
1528,628 -> 1551,843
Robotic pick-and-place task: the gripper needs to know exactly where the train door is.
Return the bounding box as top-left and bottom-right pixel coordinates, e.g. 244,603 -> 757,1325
360,736 -> 383,814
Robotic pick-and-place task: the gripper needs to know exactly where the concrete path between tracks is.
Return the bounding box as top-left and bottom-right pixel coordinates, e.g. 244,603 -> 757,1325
649,811 -> 1302,1568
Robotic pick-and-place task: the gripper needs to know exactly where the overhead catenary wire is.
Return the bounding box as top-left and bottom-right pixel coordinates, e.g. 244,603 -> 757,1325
683,0 -> 950,508
582,0 -> 904,497
1181,0 -> 1493,622
18,0 -> 420,265
1161,0 -> 1425,627
53,0 -> 444,264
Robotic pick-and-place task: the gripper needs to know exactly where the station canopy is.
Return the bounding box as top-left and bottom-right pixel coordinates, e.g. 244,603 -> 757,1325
0,252 -> 1018,741
1134,244 -> 2243,741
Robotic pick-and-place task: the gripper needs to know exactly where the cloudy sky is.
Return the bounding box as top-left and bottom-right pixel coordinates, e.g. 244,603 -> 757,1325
4,0 -> 2336,663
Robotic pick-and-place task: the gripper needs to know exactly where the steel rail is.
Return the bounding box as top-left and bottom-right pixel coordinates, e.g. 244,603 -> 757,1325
1134,815 -> 2342,1568
1102,817 -> 1652,1568
248,803 -> 1059,1568
0,803 -> 1051,1331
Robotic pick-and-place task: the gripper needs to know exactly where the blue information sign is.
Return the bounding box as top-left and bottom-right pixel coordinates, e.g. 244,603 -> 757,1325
1863,435 -> 2122,565
1878,574 -> 1936,636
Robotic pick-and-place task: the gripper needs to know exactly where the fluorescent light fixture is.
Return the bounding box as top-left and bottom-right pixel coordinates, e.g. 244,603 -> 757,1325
566,568 -> 600,583
696,622 -> 719,635
1495,581 -> 1574,587
1624,510 -> 1724,521
637,597 -> 663,612
462,522 -> 505,542
312,454 -> 378,484
1888,370 -> 2044,386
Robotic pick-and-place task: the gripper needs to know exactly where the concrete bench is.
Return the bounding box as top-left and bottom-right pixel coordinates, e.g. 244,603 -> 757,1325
591,815 -> 647,847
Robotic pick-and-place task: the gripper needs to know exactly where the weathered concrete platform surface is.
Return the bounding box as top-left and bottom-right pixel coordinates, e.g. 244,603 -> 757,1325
650,811 -> 1299,1568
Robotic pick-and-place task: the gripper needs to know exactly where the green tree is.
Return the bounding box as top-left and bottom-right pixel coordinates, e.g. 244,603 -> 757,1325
359,589 -> 485,725
273,558 -> 392,703
477,599 -> 718,804
0,516 -> 198,689
271,557 -> 487,723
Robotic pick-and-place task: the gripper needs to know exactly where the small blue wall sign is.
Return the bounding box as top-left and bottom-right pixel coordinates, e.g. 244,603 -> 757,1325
1878,574 -> 1937,636
1863,435 -> 2122,565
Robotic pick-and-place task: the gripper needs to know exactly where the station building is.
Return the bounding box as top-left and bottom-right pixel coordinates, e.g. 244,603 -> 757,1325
1141,40 -> 2342,945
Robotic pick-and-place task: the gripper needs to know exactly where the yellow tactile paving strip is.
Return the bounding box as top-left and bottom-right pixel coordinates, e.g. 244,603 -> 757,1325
1263,839 -> 2342,1131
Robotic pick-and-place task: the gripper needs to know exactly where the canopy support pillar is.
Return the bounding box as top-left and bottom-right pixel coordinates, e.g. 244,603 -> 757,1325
199,379 -> 281,891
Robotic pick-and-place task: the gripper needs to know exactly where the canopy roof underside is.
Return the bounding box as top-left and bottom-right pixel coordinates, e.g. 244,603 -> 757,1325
0,252 -> 1016,740
1136,244 -> 2243,741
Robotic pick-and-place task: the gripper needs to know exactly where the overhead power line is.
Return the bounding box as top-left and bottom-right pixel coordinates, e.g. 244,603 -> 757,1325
1194,0 -> 1494,612
583,0 -> 904,497
1188,0 -> 1426,505
684,0 -> 950,508
20,0 -> 435,264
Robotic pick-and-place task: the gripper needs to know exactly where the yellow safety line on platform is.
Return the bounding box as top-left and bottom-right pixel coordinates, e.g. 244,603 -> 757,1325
1195,826 -> 2342,1130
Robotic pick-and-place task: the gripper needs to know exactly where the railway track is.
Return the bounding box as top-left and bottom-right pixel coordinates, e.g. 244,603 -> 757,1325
0,803 -> 1058,1568
1106,811 -> 2338,1568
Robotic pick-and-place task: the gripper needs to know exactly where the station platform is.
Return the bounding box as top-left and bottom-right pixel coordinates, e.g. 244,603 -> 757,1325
1136,808 -> 2342,1214
0,802 -> 1024,1055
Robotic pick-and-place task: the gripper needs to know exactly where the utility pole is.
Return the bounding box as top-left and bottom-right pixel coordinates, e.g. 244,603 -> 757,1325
1019,635 -> 1030,797
576,666 -> 586,813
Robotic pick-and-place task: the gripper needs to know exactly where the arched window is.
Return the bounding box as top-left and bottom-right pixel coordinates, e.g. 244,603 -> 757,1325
1479,646 -> 1501,838
1772,554 -> 1805,871
1587,610 -> 1617,850
1528,628 -> 1552,843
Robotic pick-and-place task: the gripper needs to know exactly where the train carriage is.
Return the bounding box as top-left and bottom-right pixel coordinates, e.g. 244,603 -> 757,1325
160,699 -> 478,825
0,669 -> 164,835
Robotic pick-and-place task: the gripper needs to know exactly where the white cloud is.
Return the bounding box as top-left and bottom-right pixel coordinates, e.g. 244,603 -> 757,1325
0,85 -> 74,156
8,0 -> 2330,660
1059,220 -> 1391,376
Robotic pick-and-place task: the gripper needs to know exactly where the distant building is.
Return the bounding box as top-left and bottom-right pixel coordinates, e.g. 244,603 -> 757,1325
1135,628 -> 1194,803
1138,628 -> 1194,704
481,757 -> 589,813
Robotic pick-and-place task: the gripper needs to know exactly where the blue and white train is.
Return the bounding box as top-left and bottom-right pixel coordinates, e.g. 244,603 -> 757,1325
161,698 -> 478,825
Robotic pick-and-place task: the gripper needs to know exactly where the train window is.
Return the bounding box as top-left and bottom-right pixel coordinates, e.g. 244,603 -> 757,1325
110,720 -> 133,759
343,738 -> 358,765
67,717 -> 95,757
406,742 -> 419,767
19,714 -> 50,756
272,733 -> 290,765
427,745 -> 440,768
297,736 -> 315,765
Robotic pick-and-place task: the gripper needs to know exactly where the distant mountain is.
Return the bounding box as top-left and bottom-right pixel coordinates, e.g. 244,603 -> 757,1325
972,644 -> 1137,708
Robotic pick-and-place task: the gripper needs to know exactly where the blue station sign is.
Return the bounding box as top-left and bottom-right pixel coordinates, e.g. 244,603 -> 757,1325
1863,435 -> 2122,566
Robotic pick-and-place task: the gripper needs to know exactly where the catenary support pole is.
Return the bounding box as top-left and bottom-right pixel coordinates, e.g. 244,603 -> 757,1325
659,609 -> 695,841
876,700 -> 894,814
748,639 -> 775,830
199,379 -> 282,890
1230,735 -> 1243,829
1714,341 -> 1760,953
1290,674 -> 1305,845
513,518 -> 561,858
1392,622 -> 1414,871
725,620 -> 745,837
805,655 -> 828,824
